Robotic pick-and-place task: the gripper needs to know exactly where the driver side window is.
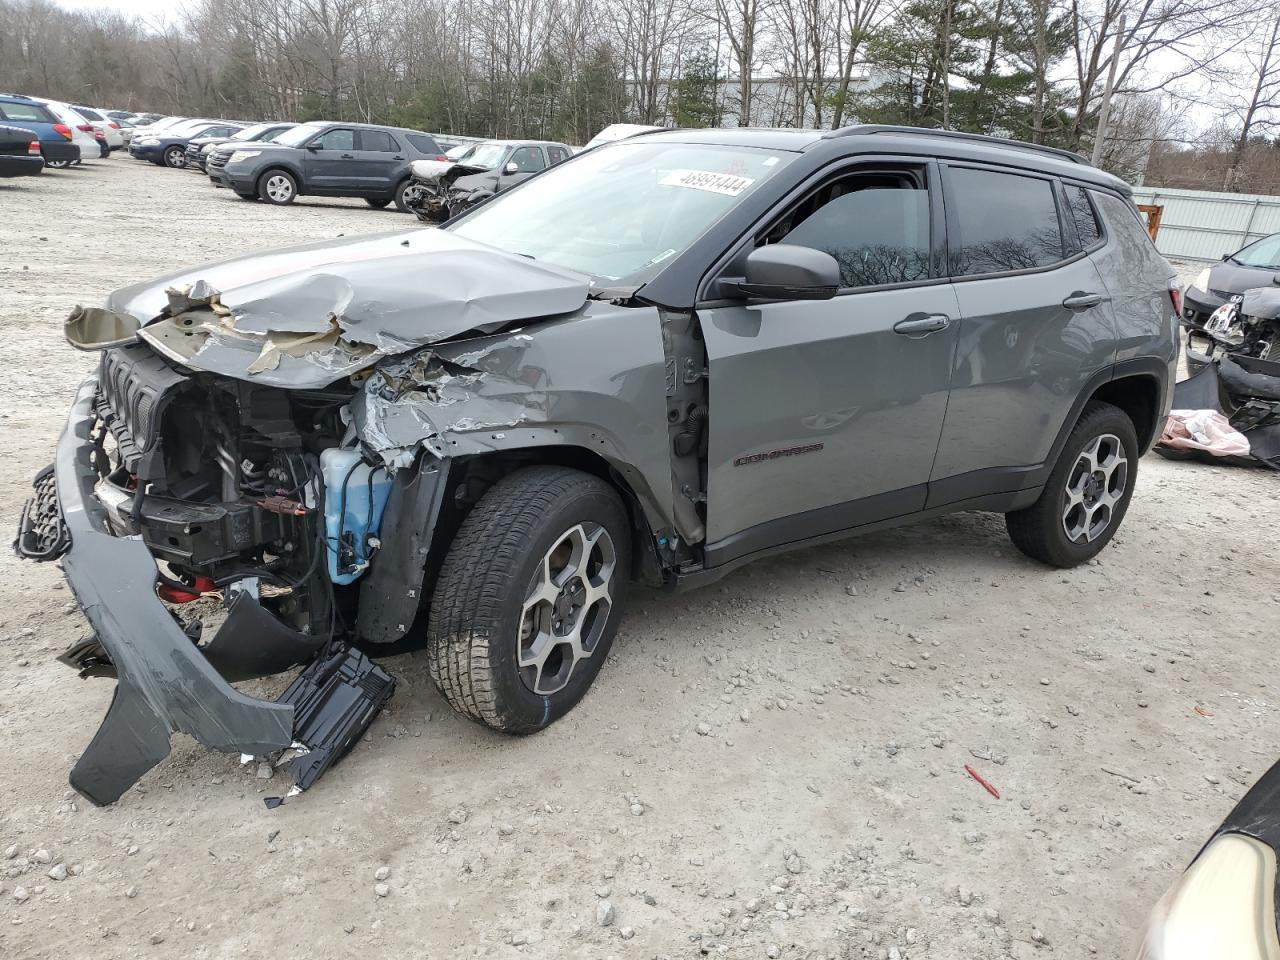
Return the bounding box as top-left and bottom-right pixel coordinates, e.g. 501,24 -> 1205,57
313,128 -> 354,151
760,167 -> 932,289
510,146 -> 546,173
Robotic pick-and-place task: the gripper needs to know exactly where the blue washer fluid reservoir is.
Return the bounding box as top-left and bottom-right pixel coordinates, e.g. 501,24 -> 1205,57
320,448 -> 393,585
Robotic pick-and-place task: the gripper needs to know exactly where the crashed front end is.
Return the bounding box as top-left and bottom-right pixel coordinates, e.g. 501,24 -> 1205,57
19,340 -> 396,806
15,227 -> 597,806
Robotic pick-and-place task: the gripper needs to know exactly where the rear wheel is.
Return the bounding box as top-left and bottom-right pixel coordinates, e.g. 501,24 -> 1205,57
257,169 -> 297,205
45,158 -> 71,169
1006,401 -> 1138,567
393,179 -> 415,213
427,466 -> 631,733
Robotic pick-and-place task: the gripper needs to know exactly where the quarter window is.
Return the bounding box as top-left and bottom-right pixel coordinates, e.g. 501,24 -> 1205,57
1065,185 -> 1102,248
948,167 -> 1065,276
762,168 -> 932,289
313,128 -> 354,151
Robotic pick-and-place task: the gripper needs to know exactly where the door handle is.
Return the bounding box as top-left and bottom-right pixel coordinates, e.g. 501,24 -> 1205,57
393,155 -> 404,160
893,313 -> 951,336
340,153 -> 354,159
1062,292 -> 1104,311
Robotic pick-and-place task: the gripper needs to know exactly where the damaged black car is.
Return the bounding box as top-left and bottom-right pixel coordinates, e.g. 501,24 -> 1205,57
16,127 -> 1178,806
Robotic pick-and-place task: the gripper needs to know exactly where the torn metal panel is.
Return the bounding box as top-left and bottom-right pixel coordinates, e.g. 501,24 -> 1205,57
351,302 -> 679,536
64,305 -> 140,351
100,228 -> 592,389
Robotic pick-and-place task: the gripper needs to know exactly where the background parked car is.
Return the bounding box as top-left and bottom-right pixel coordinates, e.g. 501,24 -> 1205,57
206,121 -> 445,209
0,123 -> 43,178
445,139 -> 572,217
184,121 -> 294,171
1182,231 -> 1280,327
35,99 -> 105,160
0,94 -> 80,168
580,122 -> 665,152
131,119 -> 242,167
71,105 -> 125,150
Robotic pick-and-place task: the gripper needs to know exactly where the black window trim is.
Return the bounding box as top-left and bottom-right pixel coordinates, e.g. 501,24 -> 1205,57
0,101 -> 55,123
1059,179 -> 1108,254
697,154 -> 949,306
939,160 -> 1086,284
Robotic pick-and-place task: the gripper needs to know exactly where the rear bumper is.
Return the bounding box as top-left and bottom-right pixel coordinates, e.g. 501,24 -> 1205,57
0,155 -> 44,177
50,375 -> 298,804
40,140 -> 79,163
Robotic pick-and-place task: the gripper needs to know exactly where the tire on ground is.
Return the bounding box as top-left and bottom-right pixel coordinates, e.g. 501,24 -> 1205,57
1006,400 -> 1139,568
257,168 -> 297,205
427,465 -> 631,733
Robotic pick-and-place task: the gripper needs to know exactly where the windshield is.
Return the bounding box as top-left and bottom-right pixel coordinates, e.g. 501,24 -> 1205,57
274,124 -> 327,148
232,123 -> 276,142
1234,233 -> 1280,269
448,140 -> 794,282
447,143 -> 476,161
459,142 -> 508,170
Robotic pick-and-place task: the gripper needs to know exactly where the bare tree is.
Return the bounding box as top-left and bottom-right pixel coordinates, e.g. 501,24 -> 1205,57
1221,8 -> 1280,191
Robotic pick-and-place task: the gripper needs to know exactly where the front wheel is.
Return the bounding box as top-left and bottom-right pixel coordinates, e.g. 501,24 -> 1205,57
393,179 -> 415,213
163,145 -> 185,168
257,169 -> 297,205
1006,401 -> 1139,567
427,466 -> 631,733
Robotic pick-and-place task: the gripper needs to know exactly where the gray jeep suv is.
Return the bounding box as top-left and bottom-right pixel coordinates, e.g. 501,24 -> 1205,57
19,125 -> 1178,805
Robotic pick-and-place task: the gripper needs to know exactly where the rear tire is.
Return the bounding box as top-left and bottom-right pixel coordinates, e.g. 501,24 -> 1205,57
45,158 -> 71,169
393,179 -> 413,212
1006,401 -> 1139,568
257,169 -> 297,205
427,466 -> 631,733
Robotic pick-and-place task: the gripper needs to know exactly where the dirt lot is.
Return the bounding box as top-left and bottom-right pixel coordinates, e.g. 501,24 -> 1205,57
1,158 -> 1278,960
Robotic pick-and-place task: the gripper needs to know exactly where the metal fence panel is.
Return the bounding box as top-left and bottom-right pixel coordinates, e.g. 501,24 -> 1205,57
1129,186 -> 1280,262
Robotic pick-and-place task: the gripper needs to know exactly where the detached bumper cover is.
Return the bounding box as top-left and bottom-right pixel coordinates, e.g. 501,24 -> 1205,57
53,375 -> 297,804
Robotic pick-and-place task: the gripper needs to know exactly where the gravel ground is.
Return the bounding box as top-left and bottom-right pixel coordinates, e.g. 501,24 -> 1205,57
1,159 -> 1278,960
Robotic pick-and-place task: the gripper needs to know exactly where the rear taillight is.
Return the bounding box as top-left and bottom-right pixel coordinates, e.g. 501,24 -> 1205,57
28,140 -> 39,155
435,154 -> 448,161
93,128 -> 106,140
76,123 -> 93,132
108,121 -> 120,129
53,123 -> 72,140
1169,280 -> 1182,317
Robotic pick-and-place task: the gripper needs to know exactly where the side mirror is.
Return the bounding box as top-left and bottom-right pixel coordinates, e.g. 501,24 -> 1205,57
503,161 -> 518,175
305,142 -> 320,151
724,245 -> 841,301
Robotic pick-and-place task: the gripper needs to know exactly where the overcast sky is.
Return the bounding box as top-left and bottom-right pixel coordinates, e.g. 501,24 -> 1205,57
54,0 -> 182,23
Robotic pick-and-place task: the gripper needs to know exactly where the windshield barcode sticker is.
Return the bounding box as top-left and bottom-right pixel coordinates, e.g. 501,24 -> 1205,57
660,169 -> 755,196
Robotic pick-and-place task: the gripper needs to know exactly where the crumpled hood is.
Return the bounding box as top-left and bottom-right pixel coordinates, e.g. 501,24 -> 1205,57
409,158 -> 453,180
99,227 -> 592,388
1208,260 -> 1280,295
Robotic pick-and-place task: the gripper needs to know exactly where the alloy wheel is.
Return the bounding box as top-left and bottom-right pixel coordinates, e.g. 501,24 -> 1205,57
1061,433 -> 1128,543
518,522 -> 616,695
265,174 -> 293,202
164,147 -> 185,168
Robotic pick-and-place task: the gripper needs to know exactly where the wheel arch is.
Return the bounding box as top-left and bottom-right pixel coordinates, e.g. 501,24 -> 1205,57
1089,371 -> 1162,452
256,164 -> 301,194
448,445 -> 668,588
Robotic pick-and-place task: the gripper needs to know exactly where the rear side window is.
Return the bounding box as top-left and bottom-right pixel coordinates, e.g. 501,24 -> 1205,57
947,167 -> 1064,276
765,167 -> 931,289
359,130 -> 398,152
1064,185 -> 1102,248
0,102 -> 55,123
406,134 -> 441,154
548,145 -> 569,164
75,106 -> 103,120
313,128 -> 354,150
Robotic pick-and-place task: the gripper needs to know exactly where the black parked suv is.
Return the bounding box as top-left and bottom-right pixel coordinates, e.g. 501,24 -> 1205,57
206,121 -> 445,210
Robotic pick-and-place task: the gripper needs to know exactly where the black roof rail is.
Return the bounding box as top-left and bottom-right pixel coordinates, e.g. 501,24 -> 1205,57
823,124 -> 1090,166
